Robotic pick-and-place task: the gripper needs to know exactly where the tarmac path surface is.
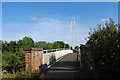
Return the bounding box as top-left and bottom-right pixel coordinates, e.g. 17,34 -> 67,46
41,53 -> 80,79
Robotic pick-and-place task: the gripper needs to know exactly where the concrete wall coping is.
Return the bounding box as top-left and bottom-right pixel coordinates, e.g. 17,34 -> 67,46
24,48 -> 43,51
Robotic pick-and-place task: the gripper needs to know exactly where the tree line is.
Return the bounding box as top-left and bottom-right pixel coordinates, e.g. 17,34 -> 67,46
1,37 -> 70,74
2,37 -> 70,53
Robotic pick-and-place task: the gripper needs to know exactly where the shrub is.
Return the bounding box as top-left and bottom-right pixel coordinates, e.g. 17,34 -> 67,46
87,18 -> 120,78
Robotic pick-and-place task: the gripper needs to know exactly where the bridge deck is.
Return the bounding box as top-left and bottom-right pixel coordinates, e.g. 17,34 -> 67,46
41,53 -> 80,79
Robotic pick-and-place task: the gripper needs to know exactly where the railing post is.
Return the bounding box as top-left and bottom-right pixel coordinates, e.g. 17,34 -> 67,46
24,48 -> 43,73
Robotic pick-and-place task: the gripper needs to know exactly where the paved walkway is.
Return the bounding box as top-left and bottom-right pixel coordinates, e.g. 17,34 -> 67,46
41,53 -> 80,79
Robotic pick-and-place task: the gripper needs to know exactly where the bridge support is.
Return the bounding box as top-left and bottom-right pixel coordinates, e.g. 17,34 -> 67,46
24,48 -> 43,73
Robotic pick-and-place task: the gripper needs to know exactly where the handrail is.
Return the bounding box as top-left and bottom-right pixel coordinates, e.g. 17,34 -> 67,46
43,48 -> 69,53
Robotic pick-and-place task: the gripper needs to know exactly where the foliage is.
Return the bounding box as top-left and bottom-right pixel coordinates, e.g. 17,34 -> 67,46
75,46 -> 79,49
16,48 -> 25,72
35,41 -> 47,49
2,41 -> 9,52
0,40 -> 2,48
2,71 -> 40,78
15,71 -> 40,78
35,41 -> 69,50
87,18 -> 120,78
2,36 -> 33,73
2,36 -> 70,76
22,37 -> 35,48
65,44 -> 70,48
8,41 -> 17,53
2,52 -> 19,73
46,42 -> 53,49
73,46 -> 79,53
0,40 -> 1,80
53,41 -> 65,49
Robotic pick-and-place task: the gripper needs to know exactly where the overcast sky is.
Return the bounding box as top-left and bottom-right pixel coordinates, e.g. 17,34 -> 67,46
2,2 -> 118,47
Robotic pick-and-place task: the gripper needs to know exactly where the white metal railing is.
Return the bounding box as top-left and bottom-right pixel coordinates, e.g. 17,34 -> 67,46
43,48 -> 68,53
42,49 -> 73,67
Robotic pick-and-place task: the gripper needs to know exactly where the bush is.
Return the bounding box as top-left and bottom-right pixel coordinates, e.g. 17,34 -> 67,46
2,71 -> 40,79
2,52 -> 19,73
87,18 -> 120,78
15,71 -> 32,78
2,50 -> 25,73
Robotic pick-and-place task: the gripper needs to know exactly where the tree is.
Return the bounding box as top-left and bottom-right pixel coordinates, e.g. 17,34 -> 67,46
53,41 -> 65,49
65,44 -> 70,49
35,41 -> 47,49
8,41 -> 17,53
46,42 -> 53,49
17,40 -> 23,48
70,47 -> 73,50
87,18 -> 119,78
2,36 -> 72,75
2,41 -> 9,53
22,36 -> 35,48
2,53 -> 19,73
75,46 -> 79,49
0,40 -> 2,47
16,47 -> 25,71
2,37 -> 34,73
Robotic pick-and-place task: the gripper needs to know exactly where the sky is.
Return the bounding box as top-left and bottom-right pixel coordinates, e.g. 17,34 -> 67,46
2,0 -> 120,2
2,2 -> 118,47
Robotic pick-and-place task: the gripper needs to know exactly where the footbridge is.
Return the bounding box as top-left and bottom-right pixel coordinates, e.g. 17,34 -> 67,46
24,48 -> 81,79
24,48 -> 74,72
23,18 -> 83,79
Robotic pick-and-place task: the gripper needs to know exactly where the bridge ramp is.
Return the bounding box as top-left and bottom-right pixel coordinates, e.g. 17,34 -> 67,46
41,53 -> 80,79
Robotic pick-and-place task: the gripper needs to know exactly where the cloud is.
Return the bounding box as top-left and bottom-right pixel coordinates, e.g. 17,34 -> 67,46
101,18 -> 108,21
3,18 -> 89,47
29,17 -> 38,21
